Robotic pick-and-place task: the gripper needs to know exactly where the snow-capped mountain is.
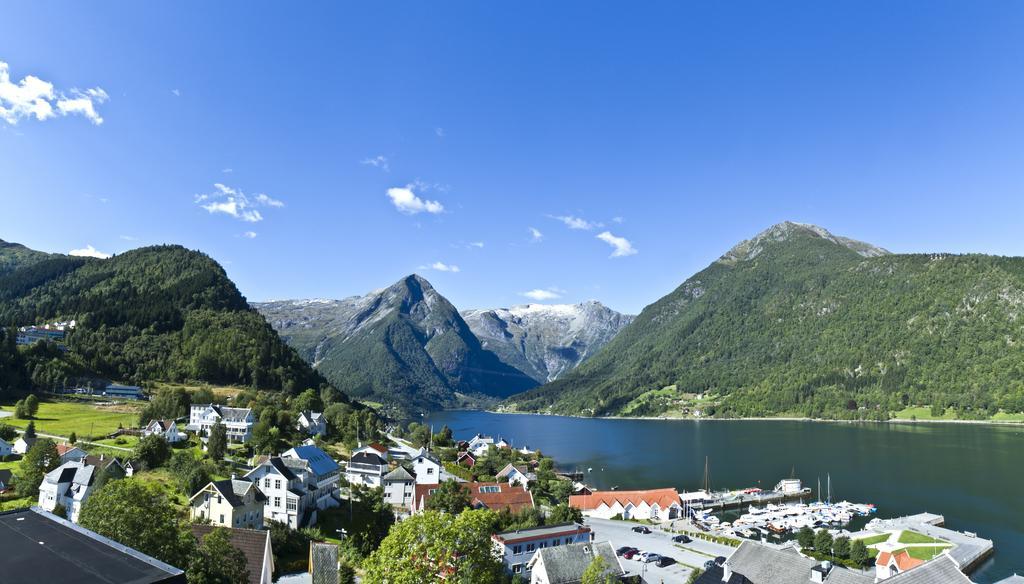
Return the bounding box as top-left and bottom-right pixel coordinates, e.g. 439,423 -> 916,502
461,301 -> 635,383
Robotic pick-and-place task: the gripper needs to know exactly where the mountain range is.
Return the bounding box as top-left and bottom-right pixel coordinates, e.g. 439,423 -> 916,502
507,221 -> 1024,420
254,277 -> 632,413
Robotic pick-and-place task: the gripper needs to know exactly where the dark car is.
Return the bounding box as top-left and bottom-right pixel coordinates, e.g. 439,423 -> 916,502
631,526 -> 652,534
703,559 -> 718,571
615,546 -> 636,557
656,556 -> 676,568
715,556 -> 727,567
671,534 -> 692,543
623,549 -> 640,560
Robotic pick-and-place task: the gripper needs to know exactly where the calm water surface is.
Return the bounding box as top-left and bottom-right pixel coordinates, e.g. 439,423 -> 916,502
427,411 -> 1024,583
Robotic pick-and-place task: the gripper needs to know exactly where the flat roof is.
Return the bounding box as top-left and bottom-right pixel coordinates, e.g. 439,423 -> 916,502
0,507 -> 186,584
493,522 -> 591,543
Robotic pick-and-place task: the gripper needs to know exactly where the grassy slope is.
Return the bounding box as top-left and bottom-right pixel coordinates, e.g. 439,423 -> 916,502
0,399 -> 141,438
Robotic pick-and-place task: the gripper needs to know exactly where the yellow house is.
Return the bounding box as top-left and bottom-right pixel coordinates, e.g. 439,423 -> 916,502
189,478 -> 267,530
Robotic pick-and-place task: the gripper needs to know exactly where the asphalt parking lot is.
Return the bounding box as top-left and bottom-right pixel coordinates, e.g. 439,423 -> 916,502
584,518 -> 736,583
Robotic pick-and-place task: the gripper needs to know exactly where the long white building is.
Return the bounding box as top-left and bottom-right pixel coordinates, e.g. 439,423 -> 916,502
187,404 -> 255,443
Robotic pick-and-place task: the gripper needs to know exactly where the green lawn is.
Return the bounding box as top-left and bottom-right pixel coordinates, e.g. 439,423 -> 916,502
899,546 -> 951,561
898,530 -> 946,545
130,470 -> 191,516
857,533 -> 891,546
991,411 -> 1024,422
892,406 -> 958,421
0,399 -> 141,439
91,435 -> 140,449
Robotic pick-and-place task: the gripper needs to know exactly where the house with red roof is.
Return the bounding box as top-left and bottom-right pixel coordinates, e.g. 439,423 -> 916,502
569,488 -> 683,521
413,481 -> 534,514
876,549 -> 925,579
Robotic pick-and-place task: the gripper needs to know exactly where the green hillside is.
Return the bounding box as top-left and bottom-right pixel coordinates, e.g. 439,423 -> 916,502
0,239 -> 56,275
506,222 -> 1024,420
0,243 -> 335,398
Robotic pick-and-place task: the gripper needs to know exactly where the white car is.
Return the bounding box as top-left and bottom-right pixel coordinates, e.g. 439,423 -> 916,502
637,551 -> 659,563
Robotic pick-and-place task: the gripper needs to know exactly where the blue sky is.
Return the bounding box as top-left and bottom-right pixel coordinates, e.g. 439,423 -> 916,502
2,2 -> 1024,314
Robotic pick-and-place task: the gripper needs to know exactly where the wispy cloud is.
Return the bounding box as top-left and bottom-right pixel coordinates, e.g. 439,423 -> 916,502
386,185 -> 445,215
549,214 -> 601,230
596,231 -> 638,257
420,261 -> 460,273
0,61 -> 109,125
69,244 -> 111,259
242,231 -> 258,239
119,235 -> 138,241
222,168 -> 233,174
521,287 -> 565,301
612,216 -> 624,224
360,155 -> 390,172
171,88 -> 181,97
528,227 -> 544,242
435,127 -> 445,138
194,183 -> 284,223
469,241 -> 484,249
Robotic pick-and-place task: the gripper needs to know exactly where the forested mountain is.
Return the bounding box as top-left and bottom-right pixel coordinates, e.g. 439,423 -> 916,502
0,242 -> 335,398
506,222 -> 1024,420
461,302 -> 634,383
0,238 -> 57,275
255,275 -> 538,413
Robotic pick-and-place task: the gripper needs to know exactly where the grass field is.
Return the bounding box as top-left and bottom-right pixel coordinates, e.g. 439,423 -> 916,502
91,435 -> 141,449
857,533 -> 891,546
898,530 -> 946,545
0,399 -> 141,439
149,381 -> 246,401
892,406 -> 1024,422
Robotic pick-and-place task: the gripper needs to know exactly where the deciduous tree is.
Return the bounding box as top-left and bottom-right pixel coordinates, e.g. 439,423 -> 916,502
17,438 -> 59,497
207,421 -> 227,460
425,479 -> 471,515
187,527 -> 250,584
134,434 -> 172,470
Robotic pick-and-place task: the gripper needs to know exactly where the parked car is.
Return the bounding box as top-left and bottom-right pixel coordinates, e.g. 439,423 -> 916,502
615,546 -> 636,557
656,556 -> 676,567
671,534 -> 692,543
631,526 -> 652,534
640,552 -> 661,564
623,549 -> 641,560
703,559 -> 718,571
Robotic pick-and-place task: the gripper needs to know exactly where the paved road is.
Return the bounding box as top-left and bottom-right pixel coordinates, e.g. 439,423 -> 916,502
585,518 -> 736,583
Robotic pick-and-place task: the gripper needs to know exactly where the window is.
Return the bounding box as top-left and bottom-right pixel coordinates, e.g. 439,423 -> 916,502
426,468 -> 434,475
265,478 -> 271,488
274,497 -> 281,507
217,495 -> 222,504
479,486 -> 501,493
219,514 -> 224,524
512,564 -> 523,574
287,500 -> 297,511
539,542 -> 547,549
552,539 -> 560,546
275,480 -> 281,489
512,545 -> 522,554
428,489 -> 438,495
565,537 -> 572,544
526,543 -> 535,552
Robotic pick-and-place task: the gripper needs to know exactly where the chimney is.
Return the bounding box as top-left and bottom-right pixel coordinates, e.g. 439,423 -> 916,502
231,473 -> 237,480
810,561 -> 832,583
100,454 -> 105,461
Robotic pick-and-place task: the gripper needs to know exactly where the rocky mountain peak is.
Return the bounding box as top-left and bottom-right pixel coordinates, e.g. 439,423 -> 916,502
719,221 -> 890,264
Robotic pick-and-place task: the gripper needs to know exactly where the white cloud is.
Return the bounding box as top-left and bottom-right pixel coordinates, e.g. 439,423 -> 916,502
521,288 -> 564,301
254,193 -> 284,207
69,244 -> 111,259
360,155 -> 390,172
119,235 -> 138,241
612,216 -> 624,224
435,127 -> 445,138
195,183 -> 284,223
386,185 -> 444,215
242,231 -> 258,239
550,214 -> 601,230
420,261 -> 460,273
528,227 -> 543,242
0,61 -> 109,126
596,231 -> 638,258
469,241 -> 484,249
171,89 -> 181,97
222,168 -> 233,174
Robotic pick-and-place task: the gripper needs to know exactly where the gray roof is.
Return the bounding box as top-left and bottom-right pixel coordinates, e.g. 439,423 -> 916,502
310,542 -> 339,584
351,452 -> 387,466
886,554 -> 973,584
383,466 -> 415,481
44,461 -> 95,487
196,404 -> 252,422
209,479 -> 265,507
726,542 -> 873,584
494,522 -> 588,542
533,541 -> 622,584
268,457 -> 297,481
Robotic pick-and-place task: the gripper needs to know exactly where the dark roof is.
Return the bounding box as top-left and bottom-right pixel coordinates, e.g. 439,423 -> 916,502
0,469 -> 13,485
269,457 -> 297,481
209,479 -> 265,507
0,507 -> 185,584
383,466 -> 415,481
694,565 -> 751,584
310,542 -> 339,584
83,454 -> 124,472
351,452 -> 387,466
191,525 -> 269,584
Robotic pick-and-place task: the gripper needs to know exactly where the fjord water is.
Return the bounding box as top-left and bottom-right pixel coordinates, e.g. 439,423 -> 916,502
427,411 -> 1024,582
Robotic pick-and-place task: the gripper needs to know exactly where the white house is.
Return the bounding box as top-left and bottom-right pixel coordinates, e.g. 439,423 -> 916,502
526,541 -> 623,584
55,444 -> 89,464
492,523 -> 592,579
187,404 -> 255,443
467,434 -> 495,457
411,448 -> 442,484
382,466 -> 416,509
296,411 -> 327,436
13,435 -> 36,455
0,437 -> 13,457
189,478 -> 266,530
246,456 -> 317,528
38,461 -> 97,523
569,488 -> 683,521
496,463 -> 536,487
144,419 -> 185,443
345,451 -> 388,487
282,445 -> 341,511
353,442 -> 389,460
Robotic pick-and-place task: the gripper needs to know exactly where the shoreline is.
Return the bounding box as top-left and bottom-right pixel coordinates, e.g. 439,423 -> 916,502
473,409 -> 1024,427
